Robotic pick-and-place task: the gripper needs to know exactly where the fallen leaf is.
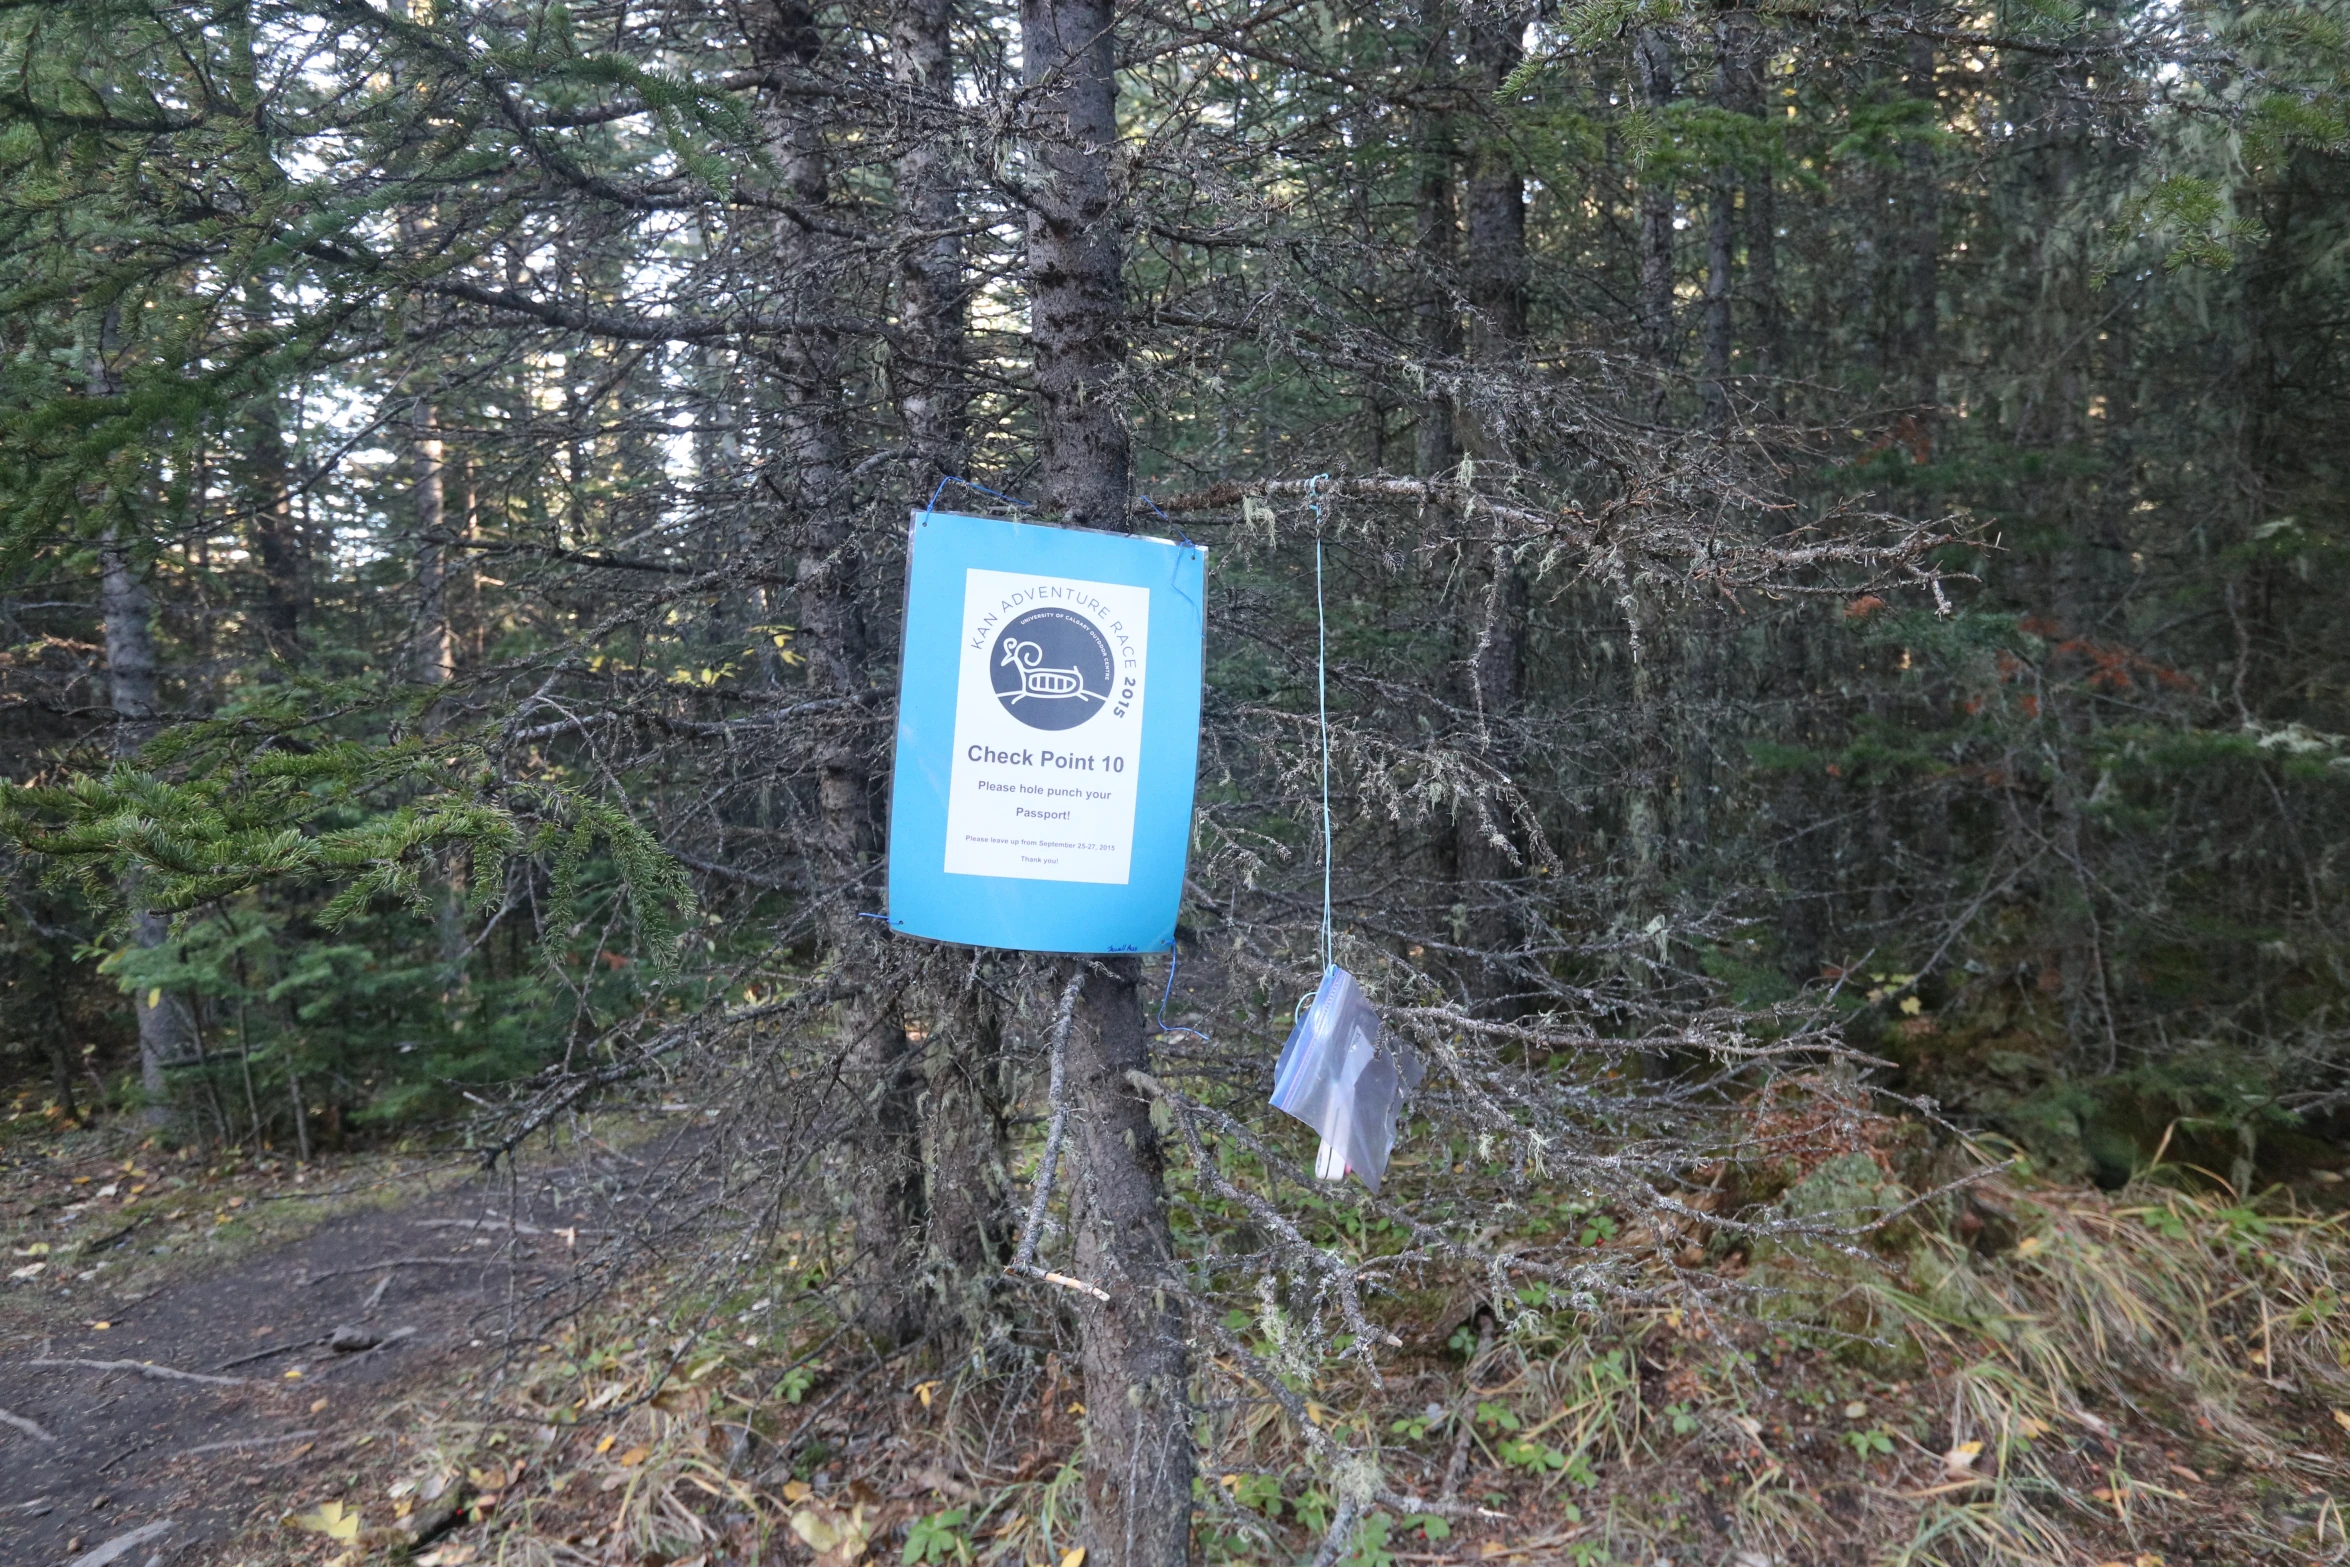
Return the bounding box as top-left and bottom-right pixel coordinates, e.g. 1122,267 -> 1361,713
783,1480 -> 813,1503
90,1321 -> 110,1331
595,1433 -> 617,1454
1059,1549 -> 1086,1567
310,1397 -> 330,1414
283,1368 -> 303,1379
2167,1463 -> 2200,1483
914,1380 -> 941,1409
1842,1401 -> 1869,1420
791,1502 -> 873,1565
8,1262 -> 45,1281
2333,1409 -> 2350,1434
2015,1235 -> 2046,1258
291,1500 -> 362,1541
617,1446 -> 650,1467
1942,1439 -> 1983,1478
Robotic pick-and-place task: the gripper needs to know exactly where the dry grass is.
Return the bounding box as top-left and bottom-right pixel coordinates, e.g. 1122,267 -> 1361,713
194,1145 -> 2350,1567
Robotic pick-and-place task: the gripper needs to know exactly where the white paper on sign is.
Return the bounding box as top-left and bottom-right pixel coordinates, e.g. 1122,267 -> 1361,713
942,567 -> 1150,885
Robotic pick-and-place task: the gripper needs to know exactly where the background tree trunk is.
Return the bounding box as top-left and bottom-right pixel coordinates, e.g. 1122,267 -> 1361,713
1021,0 -> 1191,1548
1413,0 -> 1460,477
101,528 -> 193,1122
893,0 -> 967,486
1633,29 -> 1678,367
753,0 -> 925,1344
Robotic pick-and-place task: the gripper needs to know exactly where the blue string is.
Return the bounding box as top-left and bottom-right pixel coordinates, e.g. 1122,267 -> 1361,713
1138,494 -> 1199,550
1154,946 -> 1210,1042
921,476 -> 1037,521
1309,474 -> 1334,971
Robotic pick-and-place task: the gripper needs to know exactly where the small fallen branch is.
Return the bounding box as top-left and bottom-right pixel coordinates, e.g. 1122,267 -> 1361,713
302,1256 -> 483,1286
27,1357 -> 246,1388
181,1428 -> 320,1458
64,1520 -> 175,1567
1002,1262 -> 1110,1303
0,1405 -> 56,1443
306,1324 -> 417,1378
414,1217 -> 607,1238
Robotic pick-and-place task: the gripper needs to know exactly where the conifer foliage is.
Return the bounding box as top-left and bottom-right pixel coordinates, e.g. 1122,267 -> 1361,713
1,0 -> 2346,1553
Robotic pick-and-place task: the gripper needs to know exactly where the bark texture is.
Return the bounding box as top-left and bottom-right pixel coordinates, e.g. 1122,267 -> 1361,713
1633,29 -> 1678,366
759,0 -> 924,1344
1021,0 -> 1191,1550
101,528 -> 194,1115
1413,0 -> 1460,477
892,0 -> 967,484
1023,0 -> 1129,527
1066,958 -> 1191,1567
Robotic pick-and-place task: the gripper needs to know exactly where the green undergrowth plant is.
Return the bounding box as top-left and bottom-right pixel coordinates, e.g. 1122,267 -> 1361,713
190,1113 -> 2350,1567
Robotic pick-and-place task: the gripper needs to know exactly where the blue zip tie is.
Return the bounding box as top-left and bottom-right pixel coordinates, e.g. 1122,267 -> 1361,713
922,476 -> 1036,521
1155,946 -> 1210,1042
1138,494 -> 1199,550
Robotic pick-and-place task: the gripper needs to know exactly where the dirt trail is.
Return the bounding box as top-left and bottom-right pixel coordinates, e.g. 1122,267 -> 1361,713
0,1134 -> 702,1567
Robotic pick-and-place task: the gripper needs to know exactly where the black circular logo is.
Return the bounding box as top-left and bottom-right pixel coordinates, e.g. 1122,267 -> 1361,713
990,608 -> 1114,731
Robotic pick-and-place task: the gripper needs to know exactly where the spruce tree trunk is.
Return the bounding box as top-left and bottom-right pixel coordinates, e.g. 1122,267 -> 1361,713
1020,0 -> 1191,1550
921,971 -> 1011,1329
1700,25 -> 1741,430
101,528 -> 192,1120
893,0 -> 1004,1337
1065,957 -> 1190,1567
91,312 -> 193,1126
1730,31 -> 1780,393
758,0 -> 925,1345
411,402 -> 453,686
1457,5 -> 1528,1012
1898,30 -> 1941,441
1464,8 -> 1527,363
892,0 -> 967,483
1412,0 -> 1460,477
1633,30 -> 1678,367
246,388 -> 304,656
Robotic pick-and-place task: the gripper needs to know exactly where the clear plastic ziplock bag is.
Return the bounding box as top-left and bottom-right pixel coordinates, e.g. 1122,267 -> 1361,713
1268,965 -> 1425,1193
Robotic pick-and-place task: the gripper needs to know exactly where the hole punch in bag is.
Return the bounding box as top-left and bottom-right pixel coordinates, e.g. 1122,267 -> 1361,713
1269,966 -> 1424,1193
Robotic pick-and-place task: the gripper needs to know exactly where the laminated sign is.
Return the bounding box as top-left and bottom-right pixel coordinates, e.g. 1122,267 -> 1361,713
885,510 -> 1207,953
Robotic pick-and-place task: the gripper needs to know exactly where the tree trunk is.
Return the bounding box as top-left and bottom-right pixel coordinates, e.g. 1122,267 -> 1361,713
1065,958 -> 1191,1567
1700,25 -> 1740,430
247,390 -> 303,655
90,310 -> 193,1126
922,972 -> 1012,1333
757,0 -> 925,1345
1464,7 -> 1527,366
101,528 -> 193,1120
1023,0 -> 1129,527
1731,30 -> 1781,393
1898,30 -> 1941,441
1633,29 -> 1678,367
411,401 -> 452,686
1020,0 -> 1191,1549
1413,0 -> 1460,477
892,0 -> 967,486
1456,5 -> 1529,1012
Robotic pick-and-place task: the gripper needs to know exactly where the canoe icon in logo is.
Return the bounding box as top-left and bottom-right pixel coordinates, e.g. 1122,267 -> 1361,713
989,607 -> 1115,731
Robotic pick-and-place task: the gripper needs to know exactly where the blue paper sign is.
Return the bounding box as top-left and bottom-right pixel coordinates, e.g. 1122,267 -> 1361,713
885,510 -> 1207,953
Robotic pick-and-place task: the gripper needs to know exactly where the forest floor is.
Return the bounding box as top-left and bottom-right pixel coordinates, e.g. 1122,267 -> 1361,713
0,1105 -> 714,1567
5,1091 -> 2350,1567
